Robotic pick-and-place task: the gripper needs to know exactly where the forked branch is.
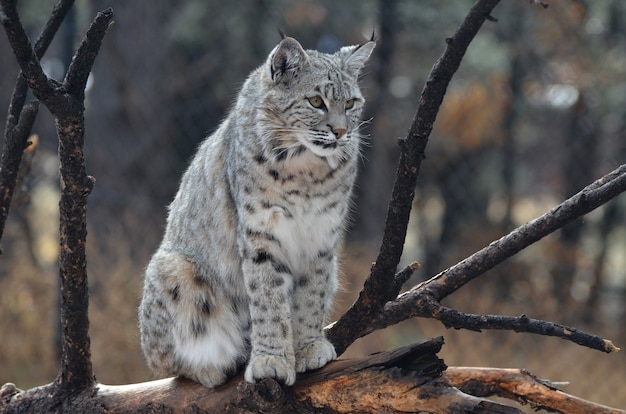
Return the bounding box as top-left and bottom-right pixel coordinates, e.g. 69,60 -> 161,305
327,0 -> 623,357
327,0 -> 503,356
0,0 -> 114,392
0,0 -> 75,243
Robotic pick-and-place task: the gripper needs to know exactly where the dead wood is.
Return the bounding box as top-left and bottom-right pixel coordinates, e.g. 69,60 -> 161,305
446,367 -> 626,414
0,0 -> 113,394
327,0 -> 503,356
0,0 -> 74,243
1,338 -> 523,414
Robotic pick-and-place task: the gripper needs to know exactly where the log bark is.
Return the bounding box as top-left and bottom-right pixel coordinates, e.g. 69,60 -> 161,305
446,367 -> 625,414
3,338 -> 621,413
1,338 -> 523,414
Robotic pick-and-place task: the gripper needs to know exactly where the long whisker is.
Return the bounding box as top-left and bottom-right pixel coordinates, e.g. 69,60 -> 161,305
357,117 -> 373,129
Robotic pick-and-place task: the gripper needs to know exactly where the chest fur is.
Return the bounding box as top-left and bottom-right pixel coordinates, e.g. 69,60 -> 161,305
232,151 -> 354,273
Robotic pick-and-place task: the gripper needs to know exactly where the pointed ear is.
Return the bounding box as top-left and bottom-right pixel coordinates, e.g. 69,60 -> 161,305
267,37 -> 309,86
340,41 -> 375,77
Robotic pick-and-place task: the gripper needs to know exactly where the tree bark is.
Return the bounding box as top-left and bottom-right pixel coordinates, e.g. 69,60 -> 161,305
446,367 -> 624,414
55,114 -> 96,391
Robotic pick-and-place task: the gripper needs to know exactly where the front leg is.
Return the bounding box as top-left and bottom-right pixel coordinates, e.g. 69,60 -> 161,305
292,252 -> 338,373
242,251 -> 296,386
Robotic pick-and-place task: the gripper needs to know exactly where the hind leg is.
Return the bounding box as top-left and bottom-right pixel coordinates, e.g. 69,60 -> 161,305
139,249 -> 249,388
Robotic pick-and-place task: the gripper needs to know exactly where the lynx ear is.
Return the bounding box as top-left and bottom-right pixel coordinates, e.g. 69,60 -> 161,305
267,37 -> 309,86
340,41 -> 375,77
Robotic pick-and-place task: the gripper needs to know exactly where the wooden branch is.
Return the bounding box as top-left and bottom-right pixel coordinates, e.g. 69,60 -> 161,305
422,163 -> 626,301
431,300 -> 618,353
1,338 -> 525,413
351,163 -> 626,352
0,0 -> 75,243
0,1 -> 69,114
0,2 -> 114,392
4,339 -> 621,413
63,9 -> 113,99
55,8 -> 113,393
327,0 -> 503,357
446,367 -> 625,414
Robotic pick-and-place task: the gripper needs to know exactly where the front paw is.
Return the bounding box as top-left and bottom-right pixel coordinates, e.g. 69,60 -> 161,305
245,354 -> 296,386
295,338 -> 337,373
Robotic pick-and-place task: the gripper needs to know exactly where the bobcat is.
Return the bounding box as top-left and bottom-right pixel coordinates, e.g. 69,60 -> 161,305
139,36 -> 374,387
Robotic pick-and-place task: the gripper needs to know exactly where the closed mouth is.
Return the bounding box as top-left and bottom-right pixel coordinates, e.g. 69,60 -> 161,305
311,139 -> 338,150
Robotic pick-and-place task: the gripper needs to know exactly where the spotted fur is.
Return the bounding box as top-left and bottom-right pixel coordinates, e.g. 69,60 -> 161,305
139,37 -> 374,387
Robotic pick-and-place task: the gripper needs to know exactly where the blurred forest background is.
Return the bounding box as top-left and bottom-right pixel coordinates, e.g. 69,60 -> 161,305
1,0 -> 625,411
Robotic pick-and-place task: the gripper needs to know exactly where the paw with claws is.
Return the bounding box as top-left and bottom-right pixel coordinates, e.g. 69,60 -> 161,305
295,338 -> 337,373
245,354 -> 296,386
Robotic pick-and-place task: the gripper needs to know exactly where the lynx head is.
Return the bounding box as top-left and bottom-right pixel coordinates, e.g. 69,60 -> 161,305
258,37 -> 375,168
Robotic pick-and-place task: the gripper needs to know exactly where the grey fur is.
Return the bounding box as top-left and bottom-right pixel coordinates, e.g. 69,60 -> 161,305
139,37 -> 375,387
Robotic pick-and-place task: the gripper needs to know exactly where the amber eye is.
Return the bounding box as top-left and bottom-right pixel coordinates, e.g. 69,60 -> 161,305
345,99 -> 356,110
307,96 -> 325,109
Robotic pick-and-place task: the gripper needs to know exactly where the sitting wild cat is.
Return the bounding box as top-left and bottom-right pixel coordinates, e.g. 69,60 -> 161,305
139,36 -> 374,387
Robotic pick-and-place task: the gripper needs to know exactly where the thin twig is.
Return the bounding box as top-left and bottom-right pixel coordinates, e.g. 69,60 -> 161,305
422,298 -> 619,353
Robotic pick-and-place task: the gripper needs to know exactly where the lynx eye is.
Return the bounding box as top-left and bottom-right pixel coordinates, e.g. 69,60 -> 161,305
307,96 -> 326,110
345,99 -> 356,110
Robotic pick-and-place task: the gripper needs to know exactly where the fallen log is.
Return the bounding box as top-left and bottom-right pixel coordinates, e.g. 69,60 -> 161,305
2,337 -> 521,414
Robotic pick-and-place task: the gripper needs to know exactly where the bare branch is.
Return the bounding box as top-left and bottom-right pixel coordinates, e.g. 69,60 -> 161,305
421,298 -> 619,353
0,0 -> 69,113
328,0 -> 503,356
423,163 -> 626,301
446,367 -> 624,414
325,164 -> 626,354
1,1 -> 114,392
64,8 -> 113,99
54,8 -> 113,393
358,163 -> 626,350
0,0 -> 75,243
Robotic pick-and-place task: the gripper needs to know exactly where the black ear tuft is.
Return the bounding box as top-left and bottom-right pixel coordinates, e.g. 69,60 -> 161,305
340,41 -> 375,77
277,27 -> 287,40
369,29 -> 376,42
268,37 -> 309,86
